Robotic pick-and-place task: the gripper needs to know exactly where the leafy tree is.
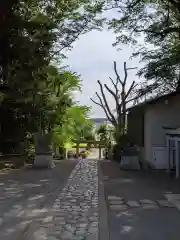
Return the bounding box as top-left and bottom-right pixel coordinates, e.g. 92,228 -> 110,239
24,65 -> 93,156
0,0 -> 104,153
96,123 -> 108,142
38,65 -> 81,132
79,121 -> 95,141
52,105 -> 92,149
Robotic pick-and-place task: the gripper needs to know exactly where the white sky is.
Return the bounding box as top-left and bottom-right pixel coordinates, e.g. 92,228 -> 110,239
63,29 -> 144,118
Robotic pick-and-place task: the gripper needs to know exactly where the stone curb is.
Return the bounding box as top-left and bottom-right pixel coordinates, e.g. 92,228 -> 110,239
98,163 -> 110,240
165,193 -> 180,211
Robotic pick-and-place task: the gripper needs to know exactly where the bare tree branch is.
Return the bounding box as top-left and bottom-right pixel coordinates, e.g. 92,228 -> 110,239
90,93 -> 116,126
109,77 -> 117,90
126,67 -> 138,71
114,61 -> 123,85
97,80 -> 117,125
90,97 -> 102,108
123,62 -> 137,86
125,81 -> 137,100
104,83 -> 120,113
125,89 -> 147,105
109,76 -> 119,101
123,62 -> 128,86
90,96 -> 110,121
104,84 -> 116,100
95,93 -> 112,121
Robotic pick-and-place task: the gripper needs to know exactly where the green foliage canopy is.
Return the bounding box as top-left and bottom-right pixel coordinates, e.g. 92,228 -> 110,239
52,105 -> 93,147
104,0 -> 180,95
0,0 -> 104,153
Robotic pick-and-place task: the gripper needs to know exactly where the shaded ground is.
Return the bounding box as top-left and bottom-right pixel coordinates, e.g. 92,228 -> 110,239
0,160 -> 76,240
100,160 -> 180,240
2,157 -> 180,240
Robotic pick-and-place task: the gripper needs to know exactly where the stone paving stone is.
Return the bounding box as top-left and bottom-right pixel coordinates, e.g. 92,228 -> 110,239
140,199 -> 157,205
43,216 -> 53,223
40,159 -> 99,240
142,204 -> 159,210
90,221 -> 98,226
48,236 -> 60,240
108,196 -> 123,201
167,194 -> 180,200
109,200 -> 125,205
126,200 -> 140,207
104,176 -> 109,180
86,232 -> 98,240
88,227 -> 98,234
110,204 -> 128,211
157,200 -> 175,208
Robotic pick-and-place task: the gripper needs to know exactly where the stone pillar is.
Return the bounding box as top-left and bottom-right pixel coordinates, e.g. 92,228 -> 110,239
33,132 -> 55,169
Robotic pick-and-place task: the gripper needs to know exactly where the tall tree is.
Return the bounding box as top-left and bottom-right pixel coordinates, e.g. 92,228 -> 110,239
90,61 -> 142,142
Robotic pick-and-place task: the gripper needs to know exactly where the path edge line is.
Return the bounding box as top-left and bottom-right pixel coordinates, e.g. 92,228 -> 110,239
98,161 -> 110,240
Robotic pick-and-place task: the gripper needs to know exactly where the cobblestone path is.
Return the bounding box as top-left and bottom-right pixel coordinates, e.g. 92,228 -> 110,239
34,159 -> 99,240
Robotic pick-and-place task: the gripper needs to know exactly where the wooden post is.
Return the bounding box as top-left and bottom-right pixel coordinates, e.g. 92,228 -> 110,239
76,143 -> 79,158
65,148 -> 67,159
99,145 -> 101,159
175,138 -> 179,178
166,136 -> 170,172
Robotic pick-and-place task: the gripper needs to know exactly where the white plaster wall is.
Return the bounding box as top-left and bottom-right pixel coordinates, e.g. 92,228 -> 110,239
144,95 -> 180,168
